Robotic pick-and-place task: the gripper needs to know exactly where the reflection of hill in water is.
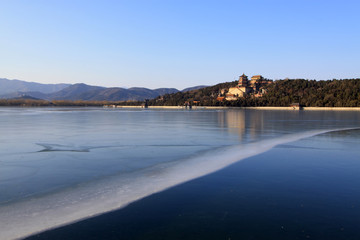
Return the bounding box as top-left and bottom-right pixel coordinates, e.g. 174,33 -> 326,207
217,110 -> 265,141
217,109 -> 360,143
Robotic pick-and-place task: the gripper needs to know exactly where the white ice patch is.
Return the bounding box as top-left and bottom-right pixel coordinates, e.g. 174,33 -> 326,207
0,129 -> 350,240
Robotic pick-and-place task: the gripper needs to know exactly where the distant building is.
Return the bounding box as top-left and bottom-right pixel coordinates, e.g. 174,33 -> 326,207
216,96 -> 225,101
239,74 -> 249,87
227,87 -> 245,98
141,99 -> 149,108
250,75 -> 263,91
219,89 -> 227,95
251,75 -> 263,81
225,93 -> 238,101
223,74 -> 273,101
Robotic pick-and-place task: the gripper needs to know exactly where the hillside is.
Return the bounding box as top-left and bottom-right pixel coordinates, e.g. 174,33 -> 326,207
181,85 -> 208,92
148,81 -> 238,106
149,79 -> 360,107
65,87 -> 178,101
0,78 -> 70,95
0,79 -> 185,101
46,85 -> 179,101
48,83 -> 105,100
261,79 -> 360,107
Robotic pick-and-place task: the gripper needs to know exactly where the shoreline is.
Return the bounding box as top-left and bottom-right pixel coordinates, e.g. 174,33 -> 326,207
1,105 -> 360,111
111,105 -> 360,111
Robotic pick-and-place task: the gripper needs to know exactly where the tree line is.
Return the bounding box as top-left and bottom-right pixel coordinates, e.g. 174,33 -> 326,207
258,79 -> 360,107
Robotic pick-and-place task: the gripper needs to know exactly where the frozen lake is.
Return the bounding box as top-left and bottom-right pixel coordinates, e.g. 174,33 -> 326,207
0,107 -> 359,239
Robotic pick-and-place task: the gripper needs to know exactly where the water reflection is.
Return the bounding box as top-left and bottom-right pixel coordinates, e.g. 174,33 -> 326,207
216,109 -> 360,142
217,110 -> 245,141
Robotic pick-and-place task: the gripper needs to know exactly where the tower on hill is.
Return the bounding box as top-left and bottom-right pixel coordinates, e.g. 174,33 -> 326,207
238,74 -> 249,87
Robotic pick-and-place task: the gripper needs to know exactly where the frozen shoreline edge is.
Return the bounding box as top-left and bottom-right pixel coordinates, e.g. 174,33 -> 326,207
1,106 -> 360,111
113,106 -> 360,111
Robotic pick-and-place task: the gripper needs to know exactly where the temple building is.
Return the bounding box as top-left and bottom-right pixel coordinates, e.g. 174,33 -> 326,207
239,74 -> 249,87
250,75 -> 263,91
224,74 -> 272,101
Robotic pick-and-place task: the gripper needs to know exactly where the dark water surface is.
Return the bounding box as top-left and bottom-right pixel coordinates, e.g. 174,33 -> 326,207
27,130 -> 360,240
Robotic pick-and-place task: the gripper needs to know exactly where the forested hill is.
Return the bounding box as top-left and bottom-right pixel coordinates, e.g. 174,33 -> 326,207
262,79 -> 360,107
149,79 -> 360,107
148,81 -> 238,106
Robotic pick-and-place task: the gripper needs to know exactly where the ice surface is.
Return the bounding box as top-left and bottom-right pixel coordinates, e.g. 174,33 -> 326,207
1,108 -> 359,239
0,129 -> 347,240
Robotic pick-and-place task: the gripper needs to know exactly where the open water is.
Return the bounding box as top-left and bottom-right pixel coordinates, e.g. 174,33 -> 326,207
0,107 -> 359,239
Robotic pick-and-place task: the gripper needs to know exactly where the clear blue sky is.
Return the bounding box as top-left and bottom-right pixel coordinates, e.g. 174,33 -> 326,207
0,0 -> 359,89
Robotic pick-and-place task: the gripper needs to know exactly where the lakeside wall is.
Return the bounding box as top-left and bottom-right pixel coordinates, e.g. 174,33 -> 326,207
111,105 -> 360,111
302,107 -> 360,111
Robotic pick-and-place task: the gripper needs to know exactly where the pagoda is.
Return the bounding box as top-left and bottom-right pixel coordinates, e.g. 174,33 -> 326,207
238,74 -> 249,87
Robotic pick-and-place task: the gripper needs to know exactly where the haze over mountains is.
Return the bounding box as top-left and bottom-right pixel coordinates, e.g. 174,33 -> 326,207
0,78 -> 206,101
0,78 -> 71,95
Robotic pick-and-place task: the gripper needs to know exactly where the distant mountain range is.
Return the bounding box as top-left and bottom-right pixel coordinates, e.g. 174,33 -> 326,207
0,78 -> 71,95
0,78 -> 207,101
